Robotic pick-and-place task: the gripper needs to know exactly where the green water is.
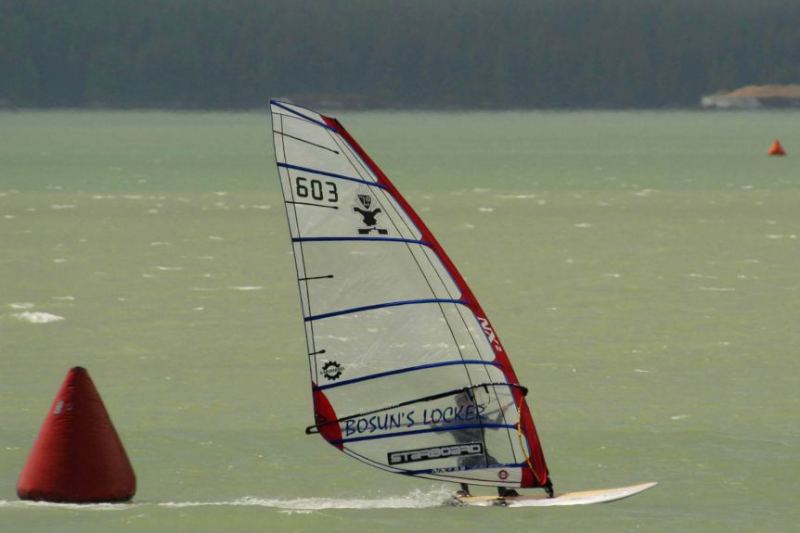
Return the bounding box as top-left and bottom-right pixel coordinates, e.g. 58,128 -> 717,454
1,110 -> 799,532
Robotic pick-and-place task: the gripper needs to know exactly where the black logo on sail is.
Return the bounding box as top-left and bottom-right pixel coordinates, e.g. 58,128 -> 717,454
388,442 -> 484,465
354,194 -> 388,235
322,361 -> 343,381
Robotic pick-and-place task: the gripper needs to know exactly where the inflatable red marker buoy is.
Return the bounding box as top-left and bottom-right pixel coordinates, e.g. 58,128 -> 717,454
768,139 -> 786,156
17,367 -> 136,503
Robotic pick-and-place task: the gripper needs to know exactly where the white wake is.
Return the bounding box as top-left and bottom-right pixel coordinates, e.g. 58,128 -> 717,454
0,488 -> 455,512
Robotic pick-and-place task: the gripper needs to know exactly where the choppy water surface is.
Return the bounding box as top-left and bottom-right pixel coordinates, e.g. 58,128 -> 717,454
1,110 -> 799,532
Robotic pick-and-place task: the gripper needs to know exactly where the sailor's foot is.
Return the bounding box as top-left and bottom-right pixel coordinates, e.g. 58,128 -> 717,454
497,487 -> 519,498
455,483 -> 471,498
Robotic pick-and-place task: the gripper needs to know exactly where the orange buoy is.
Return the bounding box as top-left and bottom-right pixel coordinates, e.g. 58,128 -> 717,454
17,367 -> 136,503
768,139 -> 786,156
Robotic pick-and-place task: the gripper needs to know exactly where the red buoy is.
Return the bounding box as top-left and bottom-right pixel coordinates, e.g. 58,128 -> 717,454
768,139 -> 786,156
17,367 -> 136,503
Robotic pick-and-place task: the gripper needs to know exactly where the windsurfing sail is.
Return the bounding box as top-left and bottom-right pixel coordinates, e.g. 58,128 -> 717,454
269,100 -> 550,489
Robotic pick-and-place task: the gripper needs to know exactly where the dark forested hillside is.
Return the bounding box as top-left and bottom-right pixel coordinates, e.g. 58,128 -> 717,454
1,0 -> 798,109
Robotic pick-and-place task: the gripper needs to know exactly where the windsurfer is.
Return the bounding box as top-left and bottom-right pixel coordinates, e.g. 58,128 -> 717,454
451,391 -> 519,498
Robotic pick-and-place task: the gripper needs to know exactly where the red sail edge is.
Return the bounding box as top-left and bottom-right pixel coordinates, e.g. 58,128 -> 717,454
322,115 -> 549,488
312,387 -> 344,450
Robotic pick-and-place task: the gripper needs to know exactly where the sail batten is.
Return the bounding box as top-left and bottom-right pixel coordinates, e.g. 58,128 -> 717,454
277,162 -> 385,188
316,359 -> 501,391
270,100 -> 550,488
272,100 -> 335,130
292,236 -> 430,246
304,298 -> 468,322
332,423 -> 518,445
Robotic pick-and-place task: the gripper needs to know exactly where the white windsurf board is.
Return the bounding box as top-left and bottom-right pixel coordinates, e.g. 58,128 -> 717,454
454,481 -> 657,507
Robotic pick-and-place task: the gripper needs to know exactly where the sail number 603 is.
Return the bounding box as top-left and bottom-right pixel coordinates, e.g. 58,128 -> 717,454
295,176 -> 338,203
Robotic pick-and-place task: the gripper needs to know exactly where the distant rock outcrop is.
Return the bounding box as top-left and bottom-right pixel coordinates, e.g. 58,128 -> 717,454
701,85 -> 800,109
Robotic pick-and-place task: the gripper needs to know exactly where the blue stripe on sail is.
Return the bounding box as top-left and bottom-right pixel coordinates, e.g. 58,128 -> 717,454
270,100 -> 333,130
317,359 -> 498,390
292,236 -> 429,246
331,423 -> 515,445
401,462 -> 527,477
277,162 -> 386,188
305,298 -> 466,322
317,360 -> 499,391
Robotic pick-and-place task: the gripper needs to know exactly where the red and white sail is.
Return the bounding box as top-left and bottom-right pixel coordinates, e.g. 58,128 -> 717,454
270,100 -> 549,488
